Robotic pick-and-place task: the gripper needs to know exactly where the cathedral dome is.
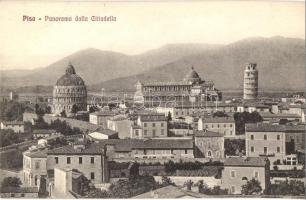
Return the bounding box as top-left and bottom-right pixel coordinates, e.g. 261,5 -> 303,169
56,63 -> 85,86
184,66 -> 201,83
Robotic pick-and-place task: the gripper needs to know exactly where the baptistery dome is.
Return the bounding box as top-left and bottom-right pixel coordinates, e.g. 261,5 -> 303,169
52,63 -> 87,116
56,64 -> 85,86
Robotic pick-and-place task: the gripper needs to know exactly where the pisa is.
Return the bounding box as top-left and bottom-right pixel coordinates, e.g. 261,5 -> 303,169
243,63 -> 258,100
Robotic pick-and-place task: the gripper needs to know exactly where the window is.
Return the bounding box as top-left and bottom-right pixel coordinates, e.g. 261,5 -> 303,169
67,157 -> 71,164
217,124 -> 220,128
254,171 -> 259,178
152,130 -> 156,137
135,130 -> 139,136
224,124 -> 226,128
144,130 -> 147,136
264,135 -> 267,140
208,151 -> 212,157
161,129 -> 164,135
35,175 -> 38,186
55,157 -> 59,164
90,172 -> 95,180
212,124 -> 214,128
144,123 -> 147,127
231,186 -> 235,193
230,124 -> 233,128
264,147 -> 268,154
35,161 -> 40,169
152,123 -> 155,127
251,146 -> 254,152
185,149 -> 188,154
79,157 -> 82,164
251,135 -> 254,140
231,170 -> 236,178
277,147 -> 280,153
277,135 -> 280,140
230,131 -> 232,135
21,194 -> 25,197
205,125 -> 208,128
161,123 -> 164,127
11,194 -> 15,197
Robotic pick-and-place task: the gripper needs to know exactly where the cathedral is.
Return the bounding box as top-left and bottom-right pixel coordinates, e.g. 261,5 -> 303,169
134,67 -> 222,106
52,63 -> 87,116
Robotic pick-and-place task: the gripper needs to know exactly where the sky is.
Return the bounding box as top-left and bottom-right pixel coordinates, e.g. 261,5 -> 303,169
0,0 -> 305,70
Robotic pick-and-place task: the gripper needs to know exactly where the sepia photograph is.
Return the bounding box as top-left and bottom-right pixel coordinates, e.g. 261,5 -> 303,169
0,0 -> 305,199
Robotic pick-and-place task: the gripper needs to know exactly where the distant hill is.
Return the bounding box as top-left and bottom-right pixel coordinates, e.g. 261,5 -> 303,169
91,36 -> 305,91
1,36 -> 304,92
0,44 -> 221,87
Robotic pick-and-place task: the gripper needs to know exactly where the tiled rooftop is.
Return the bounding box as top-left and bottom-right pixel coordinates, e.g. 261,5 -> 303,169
224,157 -> 268,167
48,138 -> 194,155
33,129 -> 57,134
25,149 -> 48,158
246,123 -> 306,133
201,116 -> 235,123
194,130 -> 223,137
1,121 -> 24,125
245,123 -> 286,132
0,187 -> 39,193
139,114 -> 167,122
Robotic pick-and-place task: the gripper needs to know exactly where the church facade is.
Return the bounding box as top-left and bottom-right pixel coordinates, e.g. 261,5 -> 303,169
134,67 -> 222,106
52,63 -> 87,116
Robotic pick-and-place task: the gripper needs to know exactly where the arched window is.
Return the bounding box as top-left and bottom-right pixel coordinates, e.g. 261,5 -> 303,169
208,151 -> 212,157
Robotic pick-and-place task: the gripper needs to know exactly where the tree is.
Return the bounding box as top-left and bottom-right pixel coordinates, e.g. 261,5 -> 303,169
86,188 -> 111,198
1,177 -> 22,188
213,111 -> 228,118
109,179 -> 132,198
161,176 -> 175,186
269,180 -> 305,196
234,112 -> 263,134
241,178 -> 262,195
184,180 -> 193,191
167,112 -> 172,121
45,106 -> 52,114
71,104 -> 79,114
60,110 -> 67,118
224,139 -> 245,156
89,106 -> 98,113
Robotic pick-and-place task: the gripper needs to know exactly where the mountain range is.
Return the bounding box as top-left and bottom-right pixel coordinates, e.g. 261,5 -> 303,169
1,36 -> 305,92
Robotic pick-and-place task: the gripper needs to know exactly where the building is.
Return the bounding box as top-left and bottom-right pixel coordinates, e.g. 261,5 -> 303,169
237,102 -> 270,113
260,112 -> 302,123
198,117 -> 235,138
52,63 -> 87,116
89,110 -> 118,128
0,121 -> 24,133
0,187 -> 39,198
243,63 -> 258,100
133,185 -> 207,198
245,123 -> 286,163
51,167 -> 87,198
284,124 -> 305,154
155,103 -> 236,120
33,129 -> 59,139
46,142 -> 109,185
94,138 -> 194,160
134,67 -> 222,106
87,128 -> 119,140
130,113 -> 168,139
194,130 -> 224,159
221,157 -> 270,194
107,115 -> 132,139
23,149 -> 48,188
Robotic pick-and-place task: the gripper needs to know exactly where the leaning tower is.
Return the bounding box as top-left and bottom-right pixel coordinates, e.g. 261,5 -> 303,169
243,63 -> 258,100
